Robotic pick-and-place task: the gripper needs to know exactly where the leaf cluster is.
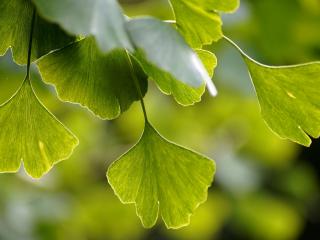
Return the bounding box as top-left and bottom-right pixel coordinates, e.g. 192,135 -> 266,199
0,0 -> 319,229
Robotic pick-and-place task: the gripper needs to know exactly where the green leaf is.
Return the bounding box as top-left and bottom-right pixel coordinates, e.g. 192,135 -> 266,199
0,0 -> 74,65
107,122 -> 215,229
134,49 -> 217,105
37,37 -> 148,120
245,57 -> 320,146
32,0 -> 133,52
197,49 -> 218,79
0,79 -> 78,178
169,0 -> 223,48
211,0 -> 240,13
126,17 -> 217,96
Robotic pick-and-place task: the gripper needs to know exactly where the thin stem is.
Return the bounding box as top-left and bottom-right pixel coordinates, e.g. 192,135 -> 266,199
125,50 -> 149,122
222,35 -> 286,68
222,35 -> 249,59
26,8 -> 36,81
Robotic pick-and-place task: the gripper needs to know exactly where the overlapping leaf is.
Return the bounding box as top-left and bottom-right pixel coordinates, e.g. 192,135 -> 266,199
169,0 -> 222,48
169,0 -> 239,48
134,49 -> 217,105
0,0 -> 74,65
32,0 -> 133,52
107,122 -> 215,228
0,79 -> 78,178
37,37 -> 148,120
170,0 -> 239,48
126,17 -> 217,96
245,57 -> 320,146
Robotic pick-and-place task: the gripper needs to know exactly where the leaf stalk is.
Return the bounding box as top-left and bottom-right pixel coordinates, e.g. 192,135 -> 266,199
125,50 -> 149,122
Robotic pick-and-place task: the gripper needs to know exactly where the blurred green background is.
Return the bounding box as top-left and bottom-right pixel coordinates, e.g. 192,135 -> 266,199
0,0 -> 320,239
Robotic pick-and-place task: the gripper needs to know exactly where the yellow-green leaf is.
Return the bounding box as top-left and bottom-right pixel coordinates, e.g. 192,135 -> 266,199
107,122 -> 215,229
134,49 -> 217,105
126,17 -> 217,96
211,0 -> 240,13
0,0 -> 74,65
245,57 -> 320,146
0,79 -> 78,178
169,0 -> 223,48
37,37 -> 148,120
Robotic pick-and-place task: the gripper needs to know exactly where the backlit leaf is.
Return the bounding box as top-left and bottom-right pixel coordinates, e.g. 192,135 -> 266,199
126,17 -> 217,96
32,0 -> 133,52
245,57 -> 320,146
0,0 -> 74,65
0,79 -> 78,178
37,37 -> 148,120
211,0 -> 240,13
169,0 -> 223,48
134,49 -> 217,105
107,122 -> 215,228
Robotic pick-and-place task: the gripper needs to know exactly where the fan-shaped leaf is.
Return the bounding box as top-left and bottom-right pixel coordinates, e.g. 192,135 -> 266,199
37,37 -> 148,120
169,0 -> 240,48
0,0 -> 74,65
245,57 -> 320,146
107,122 -> 215,228
169,0 -> 223,48
126,17 -> 217,96
134,49 -> 217,105
0,79 -> 78,178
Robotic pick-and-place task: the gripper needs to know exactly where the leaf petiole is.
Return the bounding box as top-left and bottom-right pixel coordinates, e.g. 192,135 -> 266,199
26,8 -> 36,81
125,50 -> 149,122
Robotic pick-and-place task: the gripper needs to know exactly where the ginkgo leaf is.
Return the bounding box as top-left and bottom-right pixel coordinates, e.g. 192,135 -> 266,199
32,0 -> 133,52
169,0 -> 223,48
0,79 -> 78,178
244,57 -> 320,147
134,49 -> 217,105
107,121 -> 215,229
211,0 -> 240,13
0,0 -> 74,65
126,17 -> 217,96
37,37 -> 148,120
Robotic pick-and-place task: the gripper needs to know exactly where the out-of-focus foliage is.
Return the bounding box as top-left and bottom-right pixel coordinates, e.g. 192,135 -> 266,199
0,0 -> 319,239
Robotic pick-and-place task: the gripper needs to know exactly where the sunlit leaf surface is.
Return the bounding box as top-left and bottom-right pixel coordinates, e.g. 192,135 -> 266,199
134,49 -> 217,105
0,0 -> 74,65
0,79 -> 78,178
37,37 -> 148,120
107,122 -> 215,229
245,57 -> 320,146
127,17 -> 217,96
